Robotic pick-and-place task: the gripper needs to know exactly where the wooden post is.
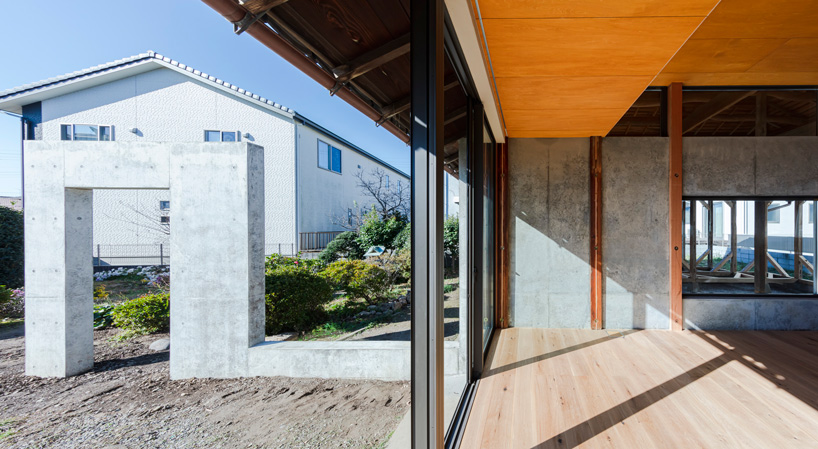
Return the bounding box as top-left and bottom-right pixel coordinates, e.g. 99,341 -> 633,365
590,136 -> 603,330
795,200 -> 804,281
730,201 -> 738,274
755,201 -> 769,294
668,82 -> 684,330
495,141 -> 510,329
756,92 -> 767,136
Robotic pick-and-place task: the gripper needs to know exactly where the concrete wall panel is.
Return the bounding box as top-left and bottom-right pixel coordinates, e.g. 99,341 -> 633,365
684,298 -> 818,330
602,138 -> 670,329
683,137 -> 818,196
508,138 -> 590,329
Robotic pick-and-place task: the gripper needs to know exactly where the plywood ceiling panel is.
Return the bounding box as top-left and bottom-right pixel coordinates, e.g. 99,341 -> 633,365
478,0 -> 718,19
484,18 -> 704,78
652,0 -> 818,87
495,76 -> 652,111
503,108 -> 629,137
661,39 -> 789,73
477,0 -> 718,137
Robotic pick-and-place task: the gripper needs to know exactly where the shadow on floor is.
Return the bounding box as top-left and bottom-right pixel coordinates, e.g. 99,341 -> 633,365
483,329 -> 641,378
93,351 -> 169,373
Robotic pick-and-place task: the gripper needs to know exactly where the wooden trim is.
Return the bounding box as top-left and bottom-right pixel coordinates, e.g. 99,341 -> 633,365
755,201 -> 769,294
669,82 -> 684,331
589,136 -> 603,330
495,141 -> 510,329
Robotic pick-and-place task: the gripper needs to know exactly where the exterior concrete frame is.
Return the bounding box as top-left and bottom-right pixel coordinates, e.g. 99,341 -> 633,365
25,141 -> 265,378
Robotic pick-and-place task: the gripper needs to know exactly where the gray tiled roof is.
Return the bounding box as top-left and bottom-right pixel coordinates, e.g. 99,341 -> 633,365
0,51 -> 296,115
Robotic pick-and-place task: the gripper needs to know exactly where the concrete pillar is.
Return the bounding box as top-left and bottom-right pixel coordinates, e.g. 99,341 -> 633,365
169,143 -> 266,379
25,143 -> 94,377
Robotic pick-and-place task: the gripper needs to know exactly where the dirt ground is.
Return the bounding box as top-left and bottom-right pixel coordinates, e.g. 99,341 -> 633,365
0,324 -> 409,449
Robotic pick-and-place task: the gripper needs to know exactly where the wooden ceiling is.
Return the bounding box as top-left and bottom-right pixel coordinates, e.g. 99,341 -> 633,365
478,0 -> 818,138
652,0 -> 818,87
478,0 -> 719,138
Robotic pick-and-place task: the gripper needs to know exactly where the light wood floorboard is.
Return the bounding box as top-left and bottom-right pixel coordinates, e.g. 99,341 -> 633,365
460,328 -> 818,448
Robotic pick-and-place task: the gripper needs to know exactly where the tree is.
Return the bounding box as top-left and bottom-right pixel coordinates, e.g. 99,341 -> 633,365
354,167 -> 409,221
357,208 -> 407,251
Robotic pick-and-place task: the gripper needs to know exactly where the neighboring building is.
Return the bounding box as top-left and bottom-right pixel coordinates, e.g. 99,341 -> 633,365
0,196 -> 22,211
0,52 -> 408,263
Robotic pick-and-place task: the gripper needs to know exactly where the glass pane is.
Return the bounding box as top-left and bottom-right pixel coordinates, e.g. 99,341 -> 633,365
60,124 -> 72,141
205,130 -> 220,142
331,147 -> 342,173
318,141 -> 329,169
73,124 -> 98,141
482,123 -> 495,350
222,131 -> 237,142
100,126 -> 111,141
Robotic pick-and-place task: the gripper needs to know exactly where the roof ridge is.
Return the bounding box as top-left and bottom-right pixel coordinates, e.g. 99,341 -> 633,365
0,51 -> 296,115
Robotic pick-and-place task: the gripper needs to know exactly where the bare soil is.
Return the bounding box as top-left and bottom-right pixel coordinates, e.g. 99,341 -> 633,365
0,324 -> 409,448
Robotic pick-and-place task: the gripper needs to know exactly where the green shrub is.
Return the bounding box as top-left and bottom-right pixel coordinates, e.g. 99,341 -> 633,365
393,222 -> 410,252
0,206 -> 24,289
322,260 -> 389,304
0,286 -> 10,307
93,304 -> 115,330
357,209 -> 407,251
444,216 -> 459,262
318,231 -> 365,264
0,286 -> 24,319
112,292 -> 170,335
266,253 -> 325,273
265,264 -> 333,334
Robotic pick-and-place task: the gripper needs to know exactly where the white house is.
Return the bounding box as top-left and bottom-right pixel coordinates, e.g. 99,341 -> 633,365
0,52 -> 409,264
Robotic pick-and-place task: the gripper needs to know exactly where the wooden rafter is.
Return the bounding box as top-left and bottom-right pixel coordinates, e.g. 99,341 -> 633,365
332,34 -> 410,83
239,0 -> 289,14
683,91 -> 756,133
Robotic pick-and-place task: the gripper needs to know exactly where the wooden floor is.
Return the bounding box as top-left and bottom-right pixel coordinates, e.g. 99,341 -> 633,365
460,328 -> 818,448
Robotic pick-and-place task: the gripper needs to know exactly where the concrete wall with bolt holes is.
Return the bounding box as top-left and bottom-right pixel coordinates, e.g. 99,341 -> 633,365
508,138 -> 591,328
24,141 -> 265,378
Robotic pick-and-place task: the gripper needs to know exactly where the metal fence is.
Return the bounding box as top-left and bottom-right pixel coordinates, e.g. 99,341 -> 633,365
299,231 -> 343,251
93,241 -> 324,266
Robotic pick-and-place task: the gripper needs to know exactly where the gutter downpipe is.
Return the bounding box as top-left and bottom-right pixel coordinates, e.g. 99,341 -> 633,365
201,0 -> 410,144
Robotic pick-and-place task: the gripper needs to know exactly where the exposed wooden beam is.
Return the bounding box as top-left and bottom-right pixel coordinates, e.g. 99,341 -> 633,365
683,91 -> 756,133
756,92 -> 767,136
778,122 -> 817,136
240,0 -> 288,14
767,90 -> 816,104
332,34 -> 410,83
589,136 -> 603,330
755,201 -> 769,294
669,82 -> 684,331
444,106 -> 467,126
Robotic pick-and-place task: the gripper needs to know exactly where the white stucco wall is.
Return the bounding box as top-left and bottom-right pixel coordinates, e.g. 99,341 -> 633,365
37,67 -> 297,254
295,124 -> 409,234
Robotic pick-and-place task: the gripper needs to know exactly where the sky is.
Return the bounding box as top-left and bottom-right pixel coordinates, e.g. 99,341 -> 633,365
0,0 -> 410,197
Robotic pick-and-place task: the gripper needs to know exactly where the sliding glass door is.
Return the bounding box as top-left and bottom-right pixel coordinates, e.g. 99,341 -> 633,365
482,123 -> 496,350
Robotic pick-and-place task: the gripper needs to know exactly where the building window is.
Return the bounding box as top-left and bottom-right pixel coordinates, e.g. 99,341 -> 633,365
348,208 -> 353,225
205,130 -> 239,142
318,140 -> 342,174
768,202 -> 782,223
385,175 -> 390,188
160,216 -> 170,224
159,201 -> 170,211
60,124 -> 113,141
683,198 -> 815,296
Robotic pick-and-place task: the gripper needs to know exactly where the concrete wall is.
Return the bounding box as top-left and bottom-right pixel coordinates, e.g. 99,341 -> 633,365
602,138 -> 670,329
508,138 -> 591,328
38,67 -> 297,249
683,136 -> 818,330
296,123 -> 409,234
683,137 -> 818,196
23,141 -> 266,378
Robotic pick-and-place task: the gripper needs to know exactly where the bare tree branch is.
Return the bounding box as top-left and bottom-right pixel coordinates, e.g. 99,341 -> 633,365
354,168 -> 409,220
